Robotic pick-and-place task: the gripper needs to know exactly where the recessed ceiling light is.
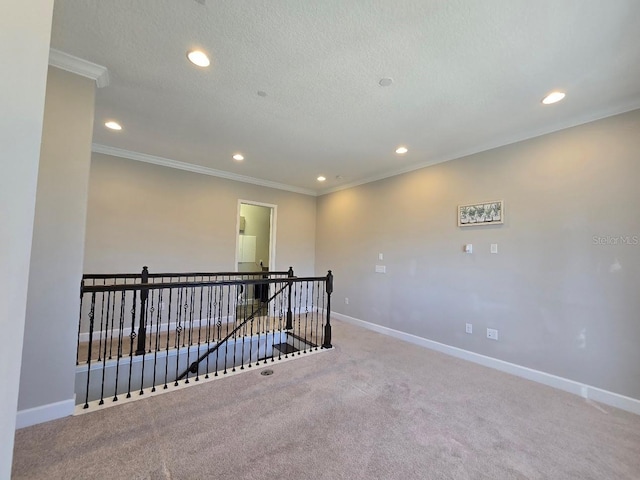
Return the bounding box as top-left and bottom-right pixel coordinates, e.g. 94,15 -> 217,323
395,146 -> 408,154
542,91 -> 566,105
233,154 -> 244,161
317,176 -> 326,182
187,50 -> 210,67
105,121 -> 122,131
379,77 -> 393,87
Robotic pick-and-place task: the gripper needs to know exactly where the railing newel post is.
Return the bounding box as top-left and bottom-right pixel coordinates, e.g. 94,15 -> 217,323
285,266 -> 294,330
76,279 -> 85,366
135,265 -> 149,355
322,270 -> 333,349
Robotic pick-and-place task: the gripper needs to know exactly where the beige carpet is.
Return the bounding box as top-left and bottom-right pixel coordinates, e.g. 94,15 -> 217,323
13,320 -> 640,479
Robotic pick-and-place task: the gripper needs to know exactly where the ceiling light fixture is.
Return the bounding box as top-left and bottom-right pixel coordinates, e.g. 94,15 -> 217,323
105,121 -> 122,131
187,50 -> 210,67
542,91 -> 566,105
233,154 -> 244,161
395,146 -> 408,154
379,77 -> 393,87
317,176 -> 326,182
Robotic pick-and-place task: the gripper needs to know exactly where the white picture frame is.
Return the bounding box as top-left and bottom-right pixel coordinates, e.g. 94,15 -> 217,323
458,200 -> 504,227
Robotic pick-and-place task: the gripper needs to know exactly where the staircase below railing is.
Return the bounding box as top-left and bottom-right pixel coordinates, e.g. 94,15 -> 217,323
76,267 -> 333,410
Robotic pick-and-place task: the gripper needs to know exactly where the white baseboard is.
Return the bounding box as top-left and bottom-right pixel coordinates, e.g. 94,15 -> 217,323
331,312 -> 640,416
16,397 -> 75,429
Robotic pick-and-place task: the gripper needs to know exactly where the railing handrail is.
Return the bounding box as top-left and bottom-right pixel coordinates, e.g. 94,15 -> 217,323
81,276 -> 327,294
82,270 -> 291,280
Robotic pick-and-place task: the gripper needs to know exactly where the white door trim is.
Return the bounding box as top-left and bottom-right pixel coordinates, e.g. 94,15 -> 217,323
235,199 -> 277,272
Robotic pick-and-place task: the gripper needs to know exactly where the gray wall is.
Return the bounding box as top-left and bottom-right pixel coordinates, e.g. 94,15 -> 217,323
19,67 -> 95,412
0,1 -> 54,475
316,109 -> 640,401
84,154 -> 316,276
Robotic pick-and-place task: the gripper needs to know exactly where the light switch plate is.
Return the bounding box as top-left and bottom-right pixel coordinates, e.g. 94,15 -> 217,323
375,265 -> 386,274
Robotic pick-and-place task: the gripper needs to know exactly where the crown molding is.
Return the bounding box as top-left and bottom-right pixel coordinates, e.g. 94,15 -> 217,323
318,100 -> 640,196
91,144 -> 317,197
49,48 -> 110,88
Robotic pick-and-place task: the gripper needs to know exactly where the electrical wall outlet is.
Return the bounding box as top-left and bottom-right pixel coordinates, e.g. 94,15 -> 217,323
487,328 -> 498,340
465,323 -> 473,334
345,297 -> 349,305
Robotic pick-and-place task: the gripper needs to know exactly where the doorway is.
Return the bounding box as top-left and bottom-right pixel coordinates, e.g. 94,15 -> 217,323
236,200 -> 276,274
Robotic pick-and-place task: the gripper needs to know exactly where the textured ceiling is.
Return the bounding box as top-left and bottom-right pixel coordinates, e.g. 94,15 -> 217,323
51,0 -> 640,194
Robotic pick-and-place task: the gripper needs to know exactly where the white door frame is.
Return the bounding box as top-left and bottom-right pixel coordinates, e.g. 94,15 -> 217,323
235,199 -> 277,272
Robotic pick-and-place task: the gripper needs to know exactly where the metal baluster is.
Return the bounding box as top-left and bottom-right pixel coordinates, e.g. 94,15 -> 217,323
139,289 -> 155,396
96,289 -> 107,362
174,287 -> 185,386
214,285 -> 223,376
195,286 -> 204,381
277,281 -> 284,360
315,280 -> 320,350
182,284 -> 189,348
107,290 -> 116,359
240,281 -> 247,370
82,292 -> 96,409
174,287 -> 182,349
270,292 -> 276,362
204,285 -> 212,379
296,282 -> 302,355
151,289 -> 163,392
113,290 -> 126,402
224,285 -> 230,374
163,289 -> 173,389
147,288 -> 155,353
126,290 -> 138,398
303,281 -> 309,353
184,287 -> 195,384
98,291 -> 113,405
246,281 -> 254,368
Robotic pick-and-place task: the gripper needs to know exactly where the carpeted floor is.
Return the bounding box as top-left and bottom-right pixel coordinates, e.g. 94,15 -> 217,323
13,319 -> 640,479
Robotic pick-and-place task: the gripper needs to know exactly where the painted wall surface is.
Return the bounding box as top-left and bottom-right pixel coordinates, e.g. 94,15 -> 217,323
84,154 -> 316,276
316,109 -> 640,400
240,203 -> 271,268
0,1 -> 54,476
18,68 -> 96,413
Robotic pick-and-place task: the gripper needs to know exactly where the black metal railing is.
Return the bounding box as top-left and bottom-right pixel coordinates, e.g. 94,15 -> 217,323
76,267 -> 333,410
79,267 -> 293,364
